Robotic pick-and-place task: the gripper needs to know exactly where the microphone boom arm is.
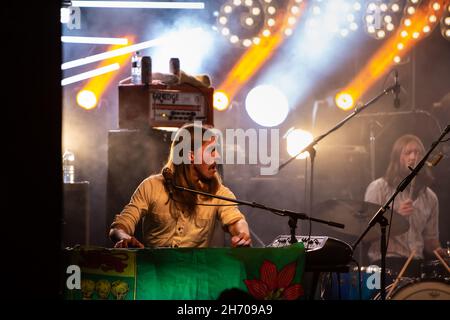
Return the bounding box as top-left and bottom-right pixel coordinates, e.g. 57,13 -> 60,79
278,82 -> 399,172
172,183 -> 345,229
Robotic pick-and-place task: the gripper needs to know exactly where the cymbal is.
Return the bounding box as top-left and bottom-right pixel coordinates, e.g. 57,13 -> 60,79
313,199 -> 409,243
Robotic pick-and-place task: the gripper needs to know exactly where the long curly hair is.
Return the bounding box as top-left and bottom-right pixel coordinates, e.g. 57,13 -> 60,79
384,134 -> 433,199
162,123 -> 221,217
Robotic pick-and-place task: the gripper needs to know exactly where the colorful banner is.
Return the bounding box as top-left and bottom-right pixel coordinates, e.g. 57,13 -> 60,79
64,243 -> 305,300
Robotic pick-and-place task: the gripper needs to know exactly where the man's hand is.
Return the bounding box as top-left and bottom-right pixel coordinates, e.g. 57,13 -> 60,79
114,236 -> 144,248
397,199 -> 414,216
110,226 -> 144,248
228,219 -> 252,248
231,232 -> 251,247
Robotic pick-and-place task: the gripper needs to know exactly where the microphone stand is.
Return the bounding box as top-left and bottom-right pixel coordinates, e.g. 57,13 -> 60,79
352,124 -> 450,300
171,183 -> 345,244
277,82 -> 400,238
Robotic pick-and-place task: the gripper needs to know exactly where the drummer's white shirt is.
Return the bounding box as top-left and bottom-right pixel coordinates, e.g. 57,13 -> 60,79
364,178 -> 439,261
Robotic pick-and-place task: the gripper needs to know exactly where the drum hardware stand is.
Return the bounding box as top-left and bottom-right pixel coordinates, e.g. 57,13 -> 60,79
353,124 -> 450,300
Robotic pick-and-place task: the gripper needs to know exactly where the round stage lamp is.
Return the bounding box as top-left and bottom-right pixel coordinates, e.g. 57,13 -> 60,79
76,90 -> 97,110
245,85 -> 289,127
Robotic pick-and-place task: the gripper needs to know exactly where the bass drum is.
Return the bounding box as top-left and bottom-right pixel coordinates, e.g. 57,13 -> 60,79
374,279 -> 450,300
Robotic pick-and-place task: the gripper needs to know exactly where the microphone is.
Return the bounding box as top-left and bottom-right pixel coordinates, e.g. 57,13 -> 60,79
394,70 -> 400,108
162,167 -> 175,198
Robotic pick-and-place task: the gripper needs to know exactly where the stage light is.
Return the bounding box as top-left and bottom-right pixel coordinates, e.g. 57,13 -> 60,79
335,92 -> 354,111
441,3 -> 450,41
364,0 -> 403,40
397,0 -> 445,43
432,2 -> 441,11
61,63 -> 120,86
76,90 -> 97,110
215,0 -> 289,48
284,28 -> 293,36
392,4 -> 400,13
243,38 -> 252,46
245,85 -> 289,127
71,1 -> 205,9
62,36 -> 168,70
213,91 -> 230,111
407,6 -> 416,15
61,36 -> 128,45
285,128 -> 313,159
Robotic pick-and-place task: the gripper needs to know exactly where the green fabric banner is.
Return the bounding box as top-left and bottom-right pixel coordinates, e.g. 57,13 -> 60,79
64,244 -> 305,300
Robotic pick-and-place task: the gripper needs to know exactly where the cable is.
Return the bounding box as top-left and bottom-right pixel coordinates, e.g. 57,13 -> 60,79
351,258 -> 362,300
386,197 -> 394,254
381,69 -> 396,92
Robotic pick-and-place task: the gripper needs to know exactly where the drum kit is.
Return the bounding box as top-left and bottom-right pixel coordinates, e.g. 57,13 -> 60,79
313,199 -> 450,300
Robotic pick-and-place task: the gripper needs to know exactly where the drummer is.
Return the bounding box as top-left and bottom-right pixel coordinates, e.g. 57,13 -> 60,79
364,134 -> 449,277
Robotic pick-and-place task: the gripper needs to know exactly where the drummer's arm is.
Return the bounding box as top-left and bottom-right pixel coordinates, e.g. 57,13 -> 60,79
424,238 -> 441,253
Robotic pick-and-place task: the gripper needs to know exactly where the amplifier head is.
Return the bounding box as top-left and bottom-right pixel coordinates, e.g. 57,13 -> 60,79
118,83 -> 214,130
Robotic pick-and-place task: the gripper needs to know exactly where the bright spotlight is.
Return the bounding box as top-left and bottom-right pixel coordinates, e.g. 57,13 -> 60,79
285,128 -> 313,159
76,90 -> 98,110
245,85 -> 289,127
335,92 -> 354,110
213,91 -> 230,111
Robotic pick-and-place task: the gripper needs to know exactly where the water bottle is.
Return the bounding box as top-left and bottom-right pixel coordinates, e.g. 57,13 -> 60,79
131,51 -> 142,84
62,149 -> 75,183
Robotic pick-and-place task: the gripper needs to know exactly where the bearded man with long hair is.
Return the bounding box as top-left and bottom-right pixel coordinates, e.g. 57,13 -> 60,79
364,134 -> 448,276
109,123 -> 251,248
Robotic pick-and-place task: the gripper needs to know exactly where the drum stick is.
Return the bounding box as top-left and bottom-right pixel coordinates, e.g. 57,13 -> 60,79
386,250 -> 415,299
433,249 -> 450,273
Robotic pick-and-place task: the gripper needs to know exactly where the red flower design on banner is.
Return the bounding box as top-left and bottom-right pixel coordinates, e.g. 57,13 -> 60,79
80,249 -> 129,273
244,260 -> 304,300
